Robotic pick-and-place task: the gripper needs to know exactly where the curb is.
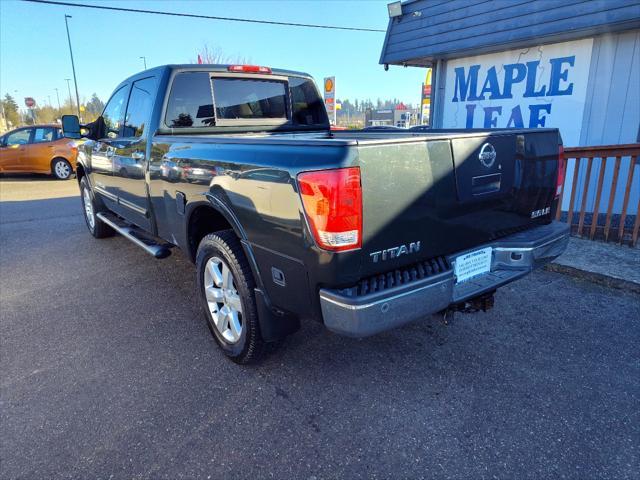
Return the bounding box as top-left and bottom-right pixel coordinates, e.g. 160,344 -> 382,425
545,262 -> 640,294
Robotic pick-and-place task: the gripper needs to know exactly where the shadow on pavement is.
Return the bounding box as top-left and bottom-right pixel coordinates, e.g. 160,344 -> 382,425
0,196 -> 82,225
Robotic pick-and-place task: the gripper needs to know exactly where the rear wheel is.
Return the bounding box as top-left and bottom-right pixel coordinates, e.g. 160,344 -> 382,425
52,158 -> 72,180
196,230 -> 264,364
79,176 -> 113,238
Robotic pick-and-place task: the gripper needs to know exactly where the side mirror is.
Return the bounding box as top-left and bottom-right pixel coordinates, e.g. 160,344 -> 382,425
61,115 -> 81,139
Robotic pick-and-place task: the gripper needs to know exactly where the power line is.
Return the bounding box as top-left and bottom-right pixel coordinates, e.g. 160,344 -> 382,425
22,0 -> 386,32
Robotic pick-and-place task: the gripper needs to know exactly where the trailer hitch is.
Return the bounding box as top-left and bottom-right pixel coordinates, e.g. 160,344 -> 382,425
453,290 -> 496,314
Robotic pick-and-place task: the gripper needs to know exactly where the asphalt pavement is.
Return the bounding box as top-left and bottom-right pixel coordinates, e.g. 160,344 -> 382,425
1,175 -> 639,479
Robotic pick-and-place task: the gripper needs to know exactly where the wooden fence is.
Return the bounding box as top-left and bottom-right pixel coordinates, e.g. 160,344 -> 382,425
554,143 -> 640,247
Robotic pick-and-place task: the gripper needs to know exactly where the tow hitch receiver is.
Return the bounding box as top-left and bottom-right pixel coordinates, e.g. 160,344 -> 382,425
454,290 -> 496,313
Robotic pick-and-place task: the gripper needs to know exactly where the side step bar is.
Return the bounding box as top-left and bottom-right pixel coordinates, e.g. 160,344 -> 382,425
96,212 -> 172,259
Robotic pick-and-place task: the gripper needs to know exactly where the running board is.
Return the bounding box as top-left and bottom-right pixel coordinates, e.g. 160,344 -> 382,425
96,212 -> 172,259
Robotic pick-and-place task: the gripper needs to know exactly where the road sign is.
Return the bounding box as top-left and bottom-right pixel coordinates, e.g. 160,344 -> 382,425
24,97 -> 36,108
323,76 -> 336,125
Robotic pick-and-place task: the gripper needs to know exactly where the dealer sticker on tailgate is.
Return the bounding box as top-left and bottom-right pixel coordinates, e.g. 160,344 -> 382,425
454,247 -> 492,283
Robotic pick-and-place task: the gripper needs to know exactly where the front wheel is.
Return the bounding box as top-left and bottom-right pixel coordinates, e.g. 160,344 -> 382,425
52,158 -> 73,180
79,177 -> 113,238
196,230 -> 265,364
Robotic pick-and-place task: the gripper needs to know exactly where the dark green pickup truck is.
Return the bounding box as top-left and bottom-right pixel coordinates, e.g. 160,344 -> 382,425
62,64 -> 569,364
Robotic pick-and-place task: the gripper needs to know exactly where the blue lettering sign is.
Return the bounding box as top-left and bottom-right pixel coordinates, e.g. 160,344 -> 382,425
523,61 -> 547,97
450,55 -> 576,129
528,104 -> 552,127
452,65 -> 480,102
465,104 -> 476,128
506,105 -> 525,128
548,56 -> 575,96
502,63 -> 527,99
483,106 -> 502,128
478,66 -> 503,100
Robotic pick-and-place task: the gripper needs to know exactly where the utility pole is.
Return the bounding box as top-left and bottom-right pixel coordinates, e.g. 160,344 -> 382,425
64,15 -> 81,118
140,56 -> 147,69
54,88 -> 61,110
65,78 -> 73,112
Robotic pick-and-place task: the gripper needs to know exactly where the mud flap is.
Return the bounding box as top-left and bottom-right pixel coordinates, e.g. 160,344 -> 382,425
254,288 -> 300,342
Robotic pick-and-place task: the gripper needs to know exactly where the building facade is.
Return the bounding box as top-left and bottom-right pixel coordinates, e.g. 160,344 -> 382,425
380,0 -> 640,217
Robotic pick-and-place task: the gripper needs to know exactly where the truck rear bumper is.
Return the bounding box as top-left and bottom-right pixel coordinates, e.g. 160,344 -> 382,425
319,221 -> 570,338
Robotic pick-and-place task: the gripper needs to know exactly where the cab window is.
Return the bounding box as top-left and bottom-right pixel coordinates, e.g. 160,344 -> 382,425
33,127 -> 56,143
289,77 -> 327,126
165,72 -> 214,128
212,78 -> 288,120
102,86 -> 129,138
5,129 -> 31,146
123,77 -> 155,138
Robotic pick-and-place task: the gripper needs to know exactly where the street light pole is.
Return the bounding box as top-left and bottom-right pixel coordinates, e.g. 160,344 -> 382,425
54,88 -> 61,110
64,14 -> 81,118
65,78 -> 73,112
140,56 -> 147,69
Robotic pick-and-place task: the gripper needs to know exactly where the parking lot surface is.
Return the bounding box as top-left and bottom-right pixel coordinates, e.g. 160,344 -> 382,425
1,176 -> 639,479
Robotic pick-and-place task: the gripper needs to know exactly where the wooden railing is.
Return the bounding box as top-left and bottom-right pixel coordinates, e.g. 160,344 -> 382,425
554,143 -> 640,247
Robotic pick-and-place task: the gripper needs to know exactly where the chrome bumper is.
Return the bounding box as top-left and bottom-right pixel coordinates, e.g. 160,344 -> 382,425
319,221 -> 570,338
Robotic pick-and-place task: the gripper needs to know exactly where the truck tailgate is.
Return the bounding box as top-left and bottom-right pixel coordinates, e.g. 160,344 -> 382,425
355,130 -> 560,277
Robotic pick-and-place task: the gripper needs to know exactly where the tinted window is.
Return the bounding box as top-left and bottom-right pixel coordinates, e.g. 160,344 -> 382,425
213,78 -> 287,120
33,127 -> 56,143
290,77 -> 327,126
123,77 -> 155,138
6,129 -> 30,145
102,86 -> 128,138
165,72 -> 214,128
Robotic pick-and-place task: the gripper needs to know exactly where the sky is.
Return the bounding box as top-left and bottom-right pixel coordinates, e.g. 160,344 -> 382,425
0,0 -> 427,110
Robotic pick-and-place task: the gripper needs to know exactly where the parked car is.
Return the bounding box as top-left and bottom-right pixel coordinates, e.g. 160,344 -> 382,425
0,124 -> 78,179
62,64 -> 569,364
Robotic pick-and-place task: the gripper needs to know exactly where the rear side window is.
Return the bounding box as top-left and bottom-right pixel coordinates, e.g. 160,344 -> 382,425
165,72 -> 214,128
290,77 -> 327,126
212,78 -> 287,120
33,127 -> 56,143
123,77 -> 155,138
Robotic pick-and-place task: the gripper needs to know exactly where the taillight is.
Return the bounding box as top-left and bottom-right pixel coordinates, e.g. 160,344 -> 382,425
227,65 -> 272,74
297,167 -> 362,251
556,145 -> 566,198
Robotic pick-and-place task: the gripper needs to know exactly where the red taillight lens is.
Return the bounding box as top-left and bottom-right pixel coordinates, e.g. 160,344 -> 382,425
556,145 -> 566,198
227,65 -> 272,74
297,167 -> 362,251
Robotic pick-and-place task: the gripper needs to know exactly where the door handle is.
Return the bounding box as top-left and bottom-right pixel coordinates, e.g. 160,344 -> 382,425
131,151 -> 145,161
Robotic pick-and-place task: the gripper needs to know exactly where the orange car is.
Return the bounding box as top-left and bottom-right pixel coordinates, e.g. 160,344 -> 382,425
0,124 -> 79,180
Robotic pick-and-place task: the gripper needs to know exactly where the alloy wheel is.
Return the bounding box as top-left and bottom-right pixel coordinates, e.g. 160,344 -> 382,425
203,256 -> 243,344
82,188 -> 95,230
55,160 -> 71,179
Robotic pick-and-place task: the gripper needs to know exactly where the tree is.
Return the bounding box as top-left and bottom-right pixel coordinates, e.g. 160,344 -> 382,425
1,93 -> 20,127
192,43 -> 249,64
84,93 -> 104,120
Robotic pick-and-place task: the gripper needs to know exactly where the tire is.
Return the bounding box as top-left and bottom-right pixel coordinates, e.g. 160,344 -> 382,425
52,158 -> 73,180
196,230 -> 265,364
79,176 -> 114,238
